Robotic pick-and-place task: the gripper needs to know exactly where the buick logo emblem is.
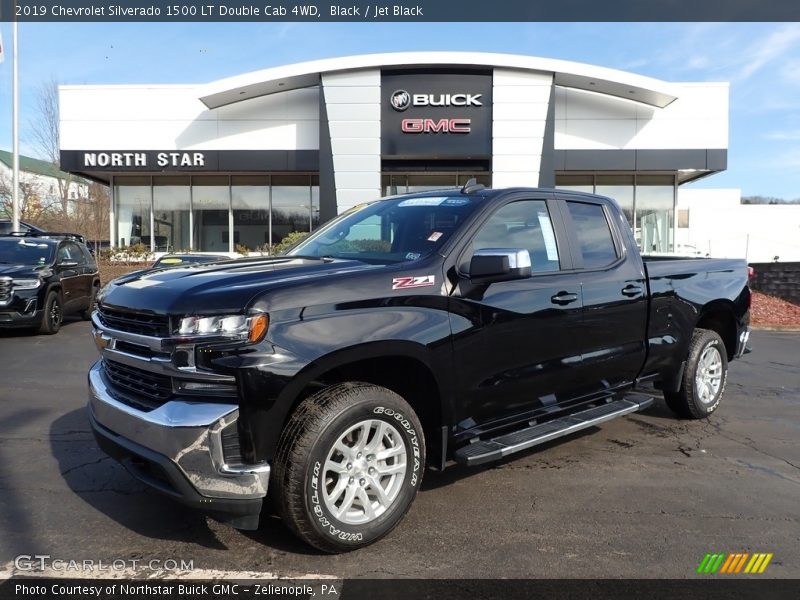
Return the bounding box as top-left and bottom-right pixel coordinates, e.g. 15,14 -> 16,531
390,89 -> 411,111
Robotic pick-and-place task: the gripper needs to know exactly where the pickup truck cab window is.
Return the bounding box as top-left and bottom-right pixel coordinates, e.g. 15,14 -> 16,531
459,200 -> 560,274
566,201 -> 619,269
287,195 -> 480,264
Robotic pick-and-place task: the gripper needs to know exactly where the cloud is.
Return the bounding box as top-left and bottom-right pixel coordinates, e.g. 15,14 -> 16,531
734,24 -> 800,82
764,130 -> 800,141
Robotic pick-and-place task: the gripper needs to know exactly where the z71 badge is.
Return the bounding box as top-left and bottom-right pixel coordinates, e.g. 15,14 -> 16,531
392,275 -> 435,290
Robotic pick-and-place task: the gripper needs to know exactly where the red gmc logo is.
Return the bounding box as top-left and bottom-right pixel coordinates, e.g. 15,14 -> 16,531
401,118 -> 471,134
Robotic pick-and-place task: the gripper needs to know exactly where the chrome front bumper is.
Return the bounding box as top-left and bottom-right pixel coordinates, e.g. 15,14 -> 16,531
88,361 -> 269,528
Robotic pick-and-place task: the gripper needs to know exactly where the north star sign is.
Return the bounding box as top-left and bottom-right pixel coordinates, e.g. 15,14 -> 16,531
82,151 -> 206,168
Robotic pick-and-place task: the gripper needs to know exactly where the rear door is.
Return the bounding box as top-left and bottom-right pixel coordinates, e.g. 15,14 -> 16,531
557,196 -> 648,397
448,194 -> 585,430
56,242 -> 88,311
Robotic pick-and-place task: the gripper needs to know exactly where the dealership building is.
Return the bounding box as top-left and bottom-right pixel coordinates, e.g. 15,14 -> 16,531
58,52 -> 728,253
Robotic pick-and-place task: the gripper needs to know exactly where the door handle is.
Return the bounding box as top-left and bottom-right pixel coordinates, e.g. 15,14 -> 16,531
551,291 -> 579,305
621,284 -> 643,297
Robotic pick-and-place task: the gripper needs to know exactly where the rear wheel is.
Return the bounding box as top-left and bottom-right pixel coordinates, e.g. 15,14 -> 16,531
272,382 -> 425,553
38,291 -> 63,335
664,328 -> 728,419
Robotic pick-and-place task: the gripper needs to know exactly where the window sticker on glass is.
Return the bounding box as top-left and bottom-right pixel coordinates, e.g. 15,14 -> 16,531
442,197 -> 470,206
405,252 -> 422,261
397,197 -> 449,207
537,213 -> 559,261
427,232 -> 443,242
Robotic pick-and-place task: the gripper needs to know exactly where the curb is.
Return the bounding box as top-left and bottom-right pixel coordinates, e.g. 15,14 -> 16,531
751,326 -> 800,332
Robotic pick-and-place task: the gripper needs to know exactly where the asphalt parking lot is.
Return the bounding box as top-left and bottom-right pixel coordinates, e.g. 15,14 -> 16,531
0,320 -> 798,579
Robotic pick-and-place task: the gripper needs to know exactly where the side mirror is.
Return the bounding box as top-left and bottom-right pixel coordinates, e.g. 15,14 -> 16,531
469,248 -> 532,283
58,260 -> 79,268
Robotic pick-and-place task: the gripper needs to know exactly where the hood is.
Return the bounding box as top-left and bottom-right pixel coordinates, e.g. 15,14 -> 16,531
98,256 -> 380,315
0,264 -> 51,279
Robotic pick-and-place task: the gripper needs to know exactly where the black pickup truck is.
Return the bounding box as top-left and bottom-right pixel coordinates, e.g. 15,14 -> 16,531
88,185 -> 751,552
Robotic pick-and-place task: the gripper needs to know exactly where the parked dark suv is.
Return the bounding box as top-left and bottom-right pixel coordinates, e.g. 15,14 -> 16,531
0,233 -> 100,334
0,219 -> 45,236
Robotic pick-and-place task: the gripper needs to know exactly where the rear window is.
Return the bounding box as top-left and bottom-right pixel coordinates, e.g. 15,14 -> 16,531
566,202 -> 619,268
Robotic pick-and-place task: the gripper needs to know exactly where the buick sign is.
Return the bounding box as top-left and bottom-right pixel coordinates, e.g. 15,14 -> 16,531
382,72 -> 492,157
390,91 -> 483,111
391,90 -> 412,111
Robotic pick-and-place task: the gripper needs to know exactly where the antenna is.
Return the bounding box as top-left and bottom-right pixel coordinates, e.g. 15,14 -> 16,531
461,178 -> 485,194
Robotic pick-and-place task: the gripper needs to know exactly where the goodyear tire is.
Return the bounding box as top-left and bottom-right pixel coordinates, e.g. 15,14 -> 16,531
38,290 -> 63,335
272,382 -> 425,553
664,328 -> 728,419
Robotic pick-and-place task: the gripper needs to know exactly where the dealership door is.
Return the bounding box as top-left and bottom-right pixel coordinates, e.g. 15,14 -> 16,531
382,172 -> 491,195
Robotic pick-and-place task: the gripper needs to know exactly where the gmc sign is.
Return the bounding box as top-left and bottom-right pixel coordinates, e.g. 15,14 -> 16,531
401,118 -> 472,133
381,72 -> 492,157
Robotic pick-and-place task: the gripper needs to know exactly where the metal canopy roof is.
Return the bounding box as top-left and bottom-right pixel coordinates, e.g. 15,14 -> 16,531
198,52 -> 679,110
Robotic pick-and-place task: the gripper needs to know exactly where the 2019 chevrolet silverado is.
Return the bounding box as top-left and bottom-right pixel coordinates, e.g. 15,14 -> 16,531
0,233 -> 100,334
88,184 -> 751,552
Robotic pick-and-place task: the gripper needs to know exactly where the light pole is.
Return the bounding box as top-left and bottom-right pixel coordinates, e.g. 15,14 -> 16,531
12,20 -> 20,231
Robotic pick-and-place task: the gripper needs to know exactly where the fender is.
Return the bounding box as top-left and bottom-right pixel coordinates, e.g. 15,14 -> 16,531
236,339 -> 450,463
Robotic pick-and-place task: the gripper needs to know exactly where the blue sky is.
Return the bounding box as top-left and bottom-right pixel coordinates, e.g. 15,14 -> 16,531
1,22 -> 799,198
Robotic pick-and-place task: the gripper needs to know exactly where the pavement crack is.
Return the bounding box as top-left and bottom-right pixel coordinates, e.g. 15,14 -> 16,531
60,455 -> 112,477
703,421 -> 800,473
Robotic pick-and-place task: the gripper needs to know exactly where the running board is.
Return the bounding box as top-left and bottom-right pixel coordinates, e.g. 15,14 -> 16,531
453,393 -> 655,467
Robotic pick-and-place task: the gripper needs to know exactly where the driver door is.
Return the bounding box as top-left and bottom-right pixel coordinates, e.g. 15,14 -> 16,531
448,195 -> 585,431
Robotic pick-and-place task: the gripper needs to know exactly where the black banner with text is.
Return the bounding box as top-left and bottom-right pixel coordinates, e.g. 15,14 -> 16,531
2,0 -> 800,22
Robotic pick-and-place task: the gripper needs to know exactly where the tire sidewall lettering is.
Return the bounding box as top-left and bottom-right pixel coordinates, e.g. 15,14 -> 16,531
306,402 -> 423,544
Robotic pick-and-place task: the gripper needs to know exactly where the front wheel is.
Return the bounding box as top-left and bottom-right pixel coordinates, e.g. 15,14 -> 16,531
664,328 -> 728,419
271,383 -> 425,553
38,291 -> 63,335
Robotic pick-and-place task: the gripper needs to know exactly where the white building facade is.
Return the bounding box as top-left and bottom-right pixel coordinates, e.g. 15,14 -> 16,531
676,188 -> 800,262
58,52 -> 729,253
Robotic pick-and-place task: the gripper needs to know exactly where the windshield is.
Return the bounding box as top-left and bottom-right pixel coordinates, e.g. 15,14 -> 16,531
0,239 -> 54,265
154,255 -> 227,267
286,195 -> 480,264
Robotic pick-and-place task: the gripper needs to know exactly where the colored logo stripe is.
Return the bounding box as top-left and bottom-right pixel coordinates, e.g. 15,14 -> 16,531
697,552 -> 773,574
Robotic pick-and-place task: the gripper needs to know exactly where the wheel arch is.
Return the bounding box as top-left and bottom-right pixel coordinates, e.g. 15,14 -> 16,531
695,300 -> 738,360
270,341 -> 446,467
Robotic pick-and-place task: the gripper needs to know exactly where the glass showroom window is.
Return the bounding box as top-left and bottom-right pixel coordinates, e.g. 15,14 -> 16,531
193,176 -> 230,252
153,176 -> 191,252
115,176 -> 151,248
596,174 -> 634,229
272,175 -> 313,245
636,175 -> 675,254
233,175 -> 269,252
555,174 -> 593,194
311,175 -> 321,232
382,173 -> 490,195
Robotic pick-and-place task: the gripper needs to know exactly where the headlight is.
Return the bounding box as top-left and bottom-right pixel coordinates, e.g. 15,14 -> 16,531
176,313 -> 268,343
12,278 -> 42,290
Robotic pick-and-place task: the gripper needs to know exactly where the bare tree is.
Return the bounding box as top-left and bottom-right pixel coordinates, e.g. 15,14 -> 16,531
27,78 -> 73,219
0,172 -> 51,222
25,77 -> 111,243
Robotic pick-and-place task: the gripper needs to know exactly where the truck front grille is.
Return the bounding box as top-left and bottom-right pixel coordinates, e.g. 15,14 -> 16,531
97,305 -> 170,337
102,359 -> 173,411
0,277 -> 11,303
